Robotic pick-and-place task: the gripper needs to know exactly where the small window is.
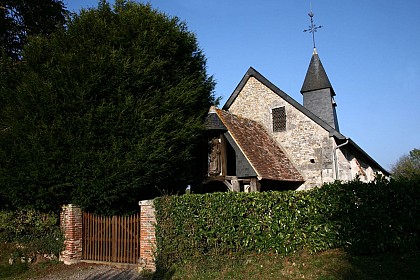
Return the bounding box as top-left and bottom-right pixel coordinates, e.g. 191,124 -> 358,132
272,106 -> 286,132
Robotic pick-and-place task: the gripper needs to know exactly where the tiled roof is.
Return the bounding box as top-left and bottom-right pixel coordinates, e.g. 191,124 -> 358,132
214,108 -> 304,182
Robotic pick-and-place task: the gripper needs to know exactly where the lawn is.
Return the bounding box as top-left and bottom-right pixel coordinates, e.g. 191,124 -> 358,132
157,249 -> 420,280
1,243 -> 418,280
0,242 -> 64,280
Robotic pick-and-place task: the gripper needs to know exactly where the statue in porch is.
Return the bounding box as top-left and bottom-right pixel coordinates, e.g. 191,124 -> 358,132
208,137 -> 222,175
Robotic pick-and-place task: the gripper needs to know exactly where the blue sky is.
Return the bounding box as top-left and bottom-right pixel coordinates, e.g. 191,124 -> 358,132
65,0 -> 420,170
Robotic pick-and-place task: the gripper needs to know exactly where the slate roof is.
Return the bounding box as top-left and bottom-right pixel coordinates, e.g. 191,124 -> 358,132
204,107 -> 227,130
301,48 -> 335,95
222,67 -> 390,176
213,107 -> 304,182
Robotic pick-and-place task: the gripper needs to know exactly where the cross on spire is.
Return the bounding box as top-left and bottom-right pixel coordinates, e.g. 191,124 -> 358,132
303,7 -> 322,49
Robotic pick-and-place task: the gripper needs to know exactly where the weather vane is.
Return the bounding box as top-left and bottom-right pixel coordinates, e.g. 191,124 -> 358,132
303,5 -> 322,49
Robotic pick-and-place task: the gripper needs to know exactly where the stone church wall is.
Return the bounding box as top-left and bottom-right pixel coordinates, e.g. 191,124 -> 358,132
336,146 -> 380,183
228,77 -> 336,189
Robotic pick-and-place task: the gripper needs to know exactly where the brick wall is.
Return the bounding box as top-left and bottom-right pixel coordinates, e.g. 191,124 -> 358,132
60,204 -> 83,265
138,200 -> 156,272
60,201 -> 157,271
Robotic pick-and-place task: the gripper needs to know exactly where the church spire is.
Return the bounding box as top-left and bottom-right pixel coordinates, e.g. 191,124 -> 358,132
301,7 -> 339,131
300,49 -> 334,95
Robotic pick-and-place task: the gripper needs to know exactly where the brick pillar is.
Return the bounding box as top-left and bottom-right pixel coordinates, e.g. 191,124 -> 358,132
60,204 -> 83,265
138,200 -> 156,272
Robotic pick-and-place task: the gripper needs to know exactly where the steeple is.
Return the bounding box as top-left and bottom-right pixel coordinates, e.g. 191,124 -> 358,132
301,11 -> 339,131
301,48 -> 334,95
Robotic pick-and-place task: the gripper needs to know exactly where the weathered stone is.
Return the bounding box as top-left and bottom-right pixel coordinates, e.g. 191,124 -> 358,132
227,76 -> 383,189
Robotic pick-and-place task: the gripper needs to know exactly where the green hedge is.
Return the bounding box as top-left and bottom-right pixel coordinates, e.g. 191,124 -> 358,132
0,209 -> 64,260
154,177 -> 419,268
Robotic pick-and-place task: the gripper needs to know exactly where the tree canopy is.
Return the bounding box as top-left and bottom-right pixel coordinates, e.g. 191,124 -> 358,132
0,0 -> 67,60
391,148 -> 420,180
0,1 -> 216,214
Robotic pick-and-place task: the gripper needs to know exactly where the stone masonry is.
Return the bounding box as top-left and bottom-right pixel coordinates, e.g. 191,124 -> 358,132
228,76 -> 383,187
228,77 -> 335,189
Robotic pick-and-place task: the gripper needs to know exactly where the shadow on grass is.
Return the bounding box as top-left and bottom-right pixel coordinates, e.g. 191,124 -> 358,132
0,263 -> 29,279
149,250 -> 420,280
150,267 -> 176,280
340,252 -> 420,280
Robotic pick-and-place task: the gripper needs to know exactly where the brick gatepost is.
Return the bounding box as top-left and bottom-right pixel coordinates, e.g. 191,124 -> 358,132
60,204 -> 83,265
60,202 -> 156,270
138,200 -> 156,272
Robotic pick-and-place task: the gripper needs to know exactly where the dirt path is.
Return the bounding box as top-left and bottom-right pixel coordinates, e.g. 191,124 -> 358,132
29,263 -> 148,280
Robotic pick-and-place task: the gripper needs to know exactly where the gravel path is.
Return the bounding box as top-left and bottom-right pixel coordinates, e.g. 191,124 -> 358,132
29,264 -> 148,280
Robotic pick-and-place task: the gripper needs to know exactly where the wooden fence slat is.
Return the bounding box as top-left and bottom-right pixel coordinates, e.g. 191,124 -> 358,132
106,217 -> 108,261
116,216 -> 119,263
81,212 -> 140,264
92,214 -> 95,261
99,216 -> 102,260
119,216 -> 122,263
122,216 -> 125,262
85,213 -> 88,260
124,215 -> 128,262
106,216 -> 110,262
91,213 -> 94,261
128,215 -> 131,262
87,213 -> 90,260
95,215 -> 99,261
130,215 -> 133,263
86,214 -> 88,260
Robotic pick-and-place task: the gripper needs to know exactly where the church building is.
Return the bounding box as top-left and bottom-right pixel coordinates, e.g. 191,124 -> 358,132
204,47 -> 389,192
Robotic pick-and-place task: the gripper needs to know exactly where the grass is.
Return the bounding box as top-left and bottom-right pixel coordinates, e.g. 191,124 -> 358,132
0,242 -> 28,280
0,242 -> 65,280
2,241 -> 419,280
156,249 -> 420,280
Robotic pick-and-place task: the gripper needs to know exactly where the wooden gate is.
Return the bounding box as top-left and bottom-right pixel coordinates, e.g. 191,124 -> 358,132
82,212 -> 141,264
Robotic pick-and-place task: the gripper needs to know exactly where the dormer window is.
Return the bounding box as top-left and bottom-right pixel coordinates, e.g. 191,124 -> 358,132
272,106 -> 286,132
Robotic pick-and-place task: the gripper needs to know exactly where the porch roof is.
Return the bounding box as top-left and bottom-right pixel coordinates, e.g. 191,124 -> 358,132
212,107 -> 304,182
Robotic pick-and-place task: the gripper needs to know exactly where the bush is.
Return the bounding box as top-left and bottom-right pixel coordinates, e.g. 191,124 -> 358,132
0,210 -> 64,261
154,177 -> 419,269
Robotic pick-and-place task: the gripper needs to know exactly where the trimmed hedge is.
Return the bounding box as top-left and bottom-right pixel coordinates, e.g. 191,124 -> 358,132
154,177 -> 419,268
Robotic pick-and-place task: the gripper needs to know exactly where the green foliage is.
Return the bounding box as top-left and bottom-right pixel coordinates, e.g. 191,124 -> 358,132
0,210 -> 64,260
0,0 -> 67,60
0,1 -> 216,214
391,148 -> 420,180
154,178 -> 419,269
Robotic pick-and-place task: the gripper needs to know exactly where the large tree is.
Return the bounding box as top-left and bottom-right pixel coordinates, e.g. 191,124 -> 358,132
391,148 -> 420,180
0,1 -> 216,214
0,0 -> 67,60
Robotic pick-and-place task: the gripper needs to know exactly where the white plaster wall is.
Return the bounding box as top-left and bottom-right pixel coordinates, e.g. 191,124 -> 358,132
336,146 -> 383,183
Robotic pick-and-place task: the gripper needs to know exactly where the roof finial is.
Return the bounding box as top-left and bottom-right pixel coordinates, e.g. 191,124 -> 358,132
303,3 -> 322,49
